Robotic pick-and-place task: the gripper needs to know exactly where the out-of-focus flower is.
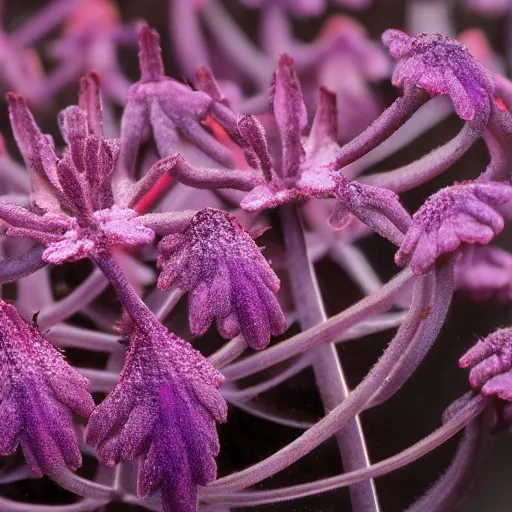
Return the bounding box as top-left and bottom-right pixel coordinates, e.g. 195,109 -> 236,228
86,322 -> 226,512
314,15 -> 389,141
157,208 -> 286,349
466,0 -> 509,17
35,0 -> 138,104
395,181 -> 512,275
460,327 -> 512,400
455,245 -> 512,301
382,30 -> 495,122
0,300 -> 94,476
240,0 -> 372,14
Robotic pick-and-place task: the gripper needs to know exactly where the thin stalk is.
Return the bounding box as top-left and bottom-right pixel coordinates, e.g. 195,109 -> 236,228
208,334 -> 248,369
204,272 -> 427,493
0,498 -> 108,512
201,395 -> 487,506
279,204 -> 379,512
47,324 -> 120,353
0,245 -> 45,284
221,267 -> 414,381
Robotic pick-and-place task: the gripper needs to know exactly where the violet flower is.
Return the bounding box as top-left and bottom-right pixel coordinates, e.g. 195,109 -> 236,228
466,0 -> 509,16
382,30 -> 495,122
85,320 -> 227,512
0,92 -> 154,265
157,208 -> 286,349
0,299 -> 94,477
395,181 -> 512,275
117,24 -> 232,180
460,327 -> 512,400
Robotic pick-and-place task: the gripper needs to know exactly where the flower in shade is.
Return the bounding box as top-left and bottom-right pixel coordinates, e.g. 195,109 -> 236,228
460,327 -> 512,400
157,208 -> 286,350
0,300 -> 94,476
395,181 -> 512,275
118,24 -> 231,177
382,30 -> 495,121
1,86 -> 154,264
455,245 -> 512,301
241,56 -> 340,212
85,323 -> 227,512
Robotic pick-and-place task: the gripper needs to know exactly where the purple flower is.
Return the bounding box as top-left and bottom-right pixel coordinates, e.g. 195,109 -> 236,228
241,57 -> 339,211
382,30 -> 495,121
460,327 -> 512,400
455,245 -> 512,301
395,181 -> 512,275
2,91 -> 155,264
118,24 -> 231,176
157,208 -> 286,349
466,0 -> 509,16
85,323 -> 226,512
330,174 -> 411,246
0,300 -> 94,476
241,0 -> 325,16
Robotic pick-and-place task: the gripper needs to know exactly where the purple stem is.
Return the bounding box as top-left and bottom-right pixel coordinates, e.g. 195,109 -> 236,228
10,0 -> 82,47
359,121 -> 483,193
168,0 -> 210,78
334,87 -> 429,170
208,334 -> 248,369
0,498 -> 108,512
221,268 -> 413,381
201,395 -> 487,506
406,401 -> 491,511
47,324 -> 119,352
204,271 -> 426,492
0,244 -> 45,284
279,204 -> 380,512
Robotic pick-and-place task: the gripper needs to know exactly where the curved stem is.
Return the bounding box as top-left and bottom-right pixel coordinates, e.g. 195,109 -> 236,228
49,467 -> 116,501
0,244 -> 45,284
334,88 -> 429,170
369,257 -> 455,407
279,204 -> 379,512
221,268 -> 413,381
38,268 -> 109,329
201,395 -> 487,506
209,334 -> 248,369
46,324 -> 120,353
204,272 -> 427,493
359,121 -> 482,193
0,498 -> 108,512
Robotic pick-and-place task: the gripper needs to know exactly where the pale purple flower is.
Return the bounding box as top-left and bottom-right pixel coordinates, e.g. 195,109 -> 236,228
1,90 -> 155,264
241,57 -> 339,212
460,327 -> 512,400
157,208 -> 286,350
466,0 -> 509,16
395,181 -> 512,275
118,24 -> 232,177
240,0 -> 371,14
382,30 -> 495,121
85,322 -> 226,512
0,300 -> 94,476
455,245 -> 512,301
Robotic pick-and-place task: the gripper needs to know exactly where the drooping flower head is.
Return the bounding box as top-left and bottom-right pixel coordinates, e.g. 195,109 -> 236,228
382,30 -> 495,122
86,322 -> 226,512
157,208 -> 286,349
1,80 -> 154,265
0,300 -> 94,476
460,327 -> 512,401
395,181 -> 512,275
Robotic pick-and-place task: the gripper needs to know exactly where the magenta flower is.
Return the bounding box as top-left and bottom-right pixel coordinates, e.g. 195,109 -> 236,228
157,208 -> 286,349
241,57 -> 339,212
0,300 -> 94,476
1,91 -> 154,264
85,323 -> 226,512
118,24 -> 231,177
382,30 -> 495,121
455,245 -> 512,301
395,181 -> 512,275
460,327 -> 512,400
